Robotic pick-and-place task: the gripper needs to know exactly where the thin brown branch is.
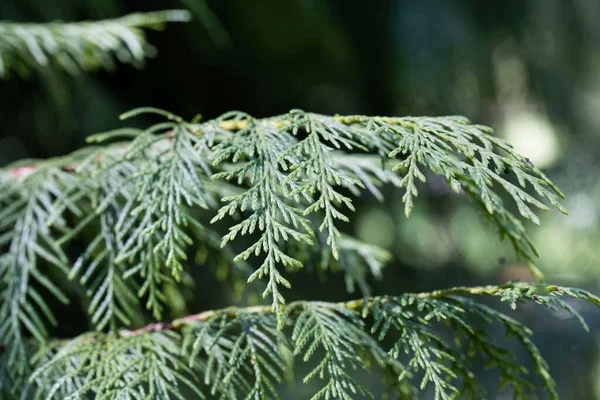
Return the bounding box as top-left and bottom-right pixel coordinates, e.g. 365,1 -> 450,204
116,283 -> 565,337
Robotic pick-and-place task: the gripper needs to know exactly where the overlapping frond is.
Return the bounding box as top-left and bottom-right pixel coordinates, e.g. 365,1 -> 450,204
0,109 -> 570,330
54,109 -> 235,321
30,331 -> 202,399
281,111 -> 373,259
184,310 -> 290,399
0,163 -> 75,368
65,168 -> 142,332
113,109 -> 220,280
0,10 -> 190,78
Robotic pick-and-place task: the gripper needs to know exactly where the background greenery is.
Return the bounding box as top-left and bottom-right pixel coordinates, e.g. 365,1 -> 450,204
1,0 -> 599,398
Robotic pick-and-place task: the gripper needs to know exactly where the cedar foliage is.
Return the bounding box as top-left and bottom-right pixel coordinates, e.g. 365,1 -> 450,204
0,8 -> 598,400
0,10 -> 190,78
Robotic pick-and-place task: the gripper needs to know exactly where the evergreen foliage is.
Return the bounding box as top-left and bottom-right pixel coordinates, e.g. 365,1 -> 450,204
0,10 -> 598,397
0,106 -> 598,399
0,10 -> 190,78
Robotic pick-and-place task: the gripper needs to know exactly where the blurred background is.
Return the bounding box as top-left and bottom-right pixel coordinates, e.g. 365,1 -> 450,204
1,0 -> 599,398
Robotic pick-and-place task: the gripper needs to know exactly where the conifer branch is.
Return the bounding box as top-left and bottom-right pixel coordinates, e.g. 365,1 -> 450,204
0,108 -> 589,399
0,10 -> 190,78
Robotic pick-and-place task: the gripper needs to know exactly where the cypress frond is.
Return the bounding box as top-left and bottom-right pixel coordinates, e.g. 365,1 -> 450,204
210,112 -> 315,325
0,10 -> 190,78
0,163 -> 76,369
208,110 -> 566,316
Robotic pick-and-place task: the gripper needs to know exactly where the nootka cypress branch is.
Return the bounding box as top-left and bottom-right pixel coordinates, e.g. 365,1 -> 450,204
0,107 -> 596,399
